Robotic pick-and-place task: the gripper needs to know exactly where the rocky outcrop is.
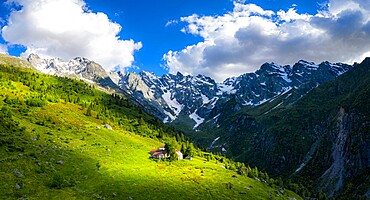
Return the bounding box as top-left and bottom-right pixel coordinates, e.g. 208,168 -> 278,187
122,73 -> 154,100
319,107 -> 347,196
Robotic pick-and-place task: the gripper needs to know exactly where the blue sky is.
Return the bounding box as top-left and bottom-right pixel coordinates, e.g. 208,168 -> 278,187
85,0 -> 322,74
87,0 -> 234,74
1,0 -> 369,81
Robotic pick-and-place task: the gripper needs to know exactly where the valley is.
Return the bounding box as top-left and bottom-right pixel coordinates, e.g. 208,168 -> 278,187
1,0 -> 369,199
0,60 -> 301,199
1,53 -> 369,199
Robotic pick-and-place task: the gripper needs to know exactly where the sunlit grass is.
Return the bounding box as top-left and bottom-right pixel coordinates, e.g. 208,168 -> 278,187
0,63 -> 301,199
0,101 -> 301,199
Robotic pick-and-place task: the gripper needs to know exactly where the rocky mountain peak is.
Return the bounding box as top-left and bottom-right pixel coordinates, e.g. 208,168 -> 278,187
27,54 -> 116,87
27,53 -> 46,69
118,60 -> 353,130
27,53 -> 41,62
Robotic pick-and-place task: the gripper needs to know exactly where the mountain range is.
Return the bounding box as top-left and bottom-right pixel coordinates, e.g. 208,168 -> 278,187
2,53 -> 368,199
26,53 -> 352,131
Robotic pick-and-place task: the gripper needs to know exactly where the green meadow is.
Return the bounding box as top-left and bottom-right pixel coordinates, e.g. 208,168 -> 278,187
0,62 -> 301,199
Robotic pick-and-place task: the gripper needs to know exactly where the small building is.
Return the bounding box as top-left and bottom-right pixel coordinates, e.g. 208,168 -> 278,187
176,151 -> 183,160
152,151 -> 168,159
149,149 -> 158,154
150,146 -> 183,160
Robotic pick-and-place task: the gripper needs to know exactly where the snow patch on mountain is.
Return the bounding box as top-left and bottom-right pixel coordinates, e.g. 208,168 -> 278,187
193,76 -> 214,86
264,101 -> 284,115
328,63 -> 349,76
217,83 -> 236,95
201,94 -> 210,104
281,73 -> 292,83
213,114 -> 221,120
209,136 -> 220,149
162,90 -> 183,120
242,100 -> 254,106
298,60 -> 319,70
163,111 -> 176,123
189,111 -> 204,129
209,97 -> 219,109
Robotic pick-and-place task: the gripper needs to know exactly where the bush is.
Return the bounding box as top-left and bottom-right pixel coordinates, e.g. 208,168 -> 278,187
25,97 -> 47,107
49,173 -> 76,189
49,173 -> 64,189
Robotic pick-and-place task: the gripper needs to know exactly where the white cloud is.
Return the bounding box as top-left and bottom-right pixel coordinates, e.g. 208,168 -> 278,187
164,1 -> 370,82
165,20 -> 179,27
2,0 -> 142,71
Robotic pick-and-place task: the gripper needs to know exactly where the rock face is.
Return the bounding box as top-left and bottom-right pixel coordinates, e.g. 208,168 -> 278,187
318,108 -> 351,196
117,60 -> 352,130
27,53 -> 117,88
313,103 -> 370,197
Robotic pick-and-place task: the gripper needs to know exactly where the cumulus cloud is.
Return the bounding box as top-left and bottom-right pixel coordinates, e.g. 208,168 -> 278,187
2,0 -> 142,71
164,0 -> 370,82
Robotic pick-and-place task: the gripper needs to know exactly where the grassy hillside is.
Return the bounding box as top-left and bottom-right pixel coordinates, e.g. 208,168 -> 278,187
0,62 -> 301,200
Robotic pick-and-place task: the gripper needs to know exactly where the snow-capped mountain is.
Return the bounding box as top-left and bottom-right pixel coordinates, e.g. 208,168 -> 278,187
27,53 -> 117,88
216,60 -> 351,106
118,60 -> 352,130
25,53 -> 352,130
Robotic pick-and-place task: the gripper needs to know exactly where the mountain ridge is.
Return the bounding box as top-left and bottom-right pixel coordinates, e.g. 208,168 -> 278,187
20,53 -> 354,133
27,53 -> 118,89
118,59 -> 352,132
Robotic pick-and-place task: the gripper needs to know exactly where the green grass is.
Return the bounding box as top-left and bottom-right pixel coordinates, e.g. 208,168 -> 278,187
0,61 -> 301,200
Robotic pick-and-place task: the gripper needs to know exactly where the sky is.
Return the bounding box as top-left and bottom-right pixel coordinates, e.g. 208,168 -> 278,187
1,0 -> 370,82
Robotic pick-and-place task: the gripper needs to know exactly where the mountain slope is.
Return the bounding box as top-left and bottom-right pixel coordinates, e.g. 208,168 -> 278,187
206,58 -> 370,199
0,62 -> 301,199
0,54 -> 34,69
